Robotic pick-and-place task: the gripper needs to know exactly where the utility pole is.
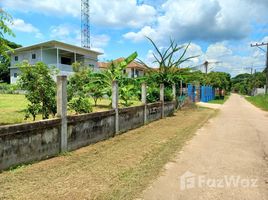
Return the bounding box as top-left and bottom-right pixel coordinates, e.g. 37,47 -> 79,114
251,42 -> 268,94
204,61 -> 209,74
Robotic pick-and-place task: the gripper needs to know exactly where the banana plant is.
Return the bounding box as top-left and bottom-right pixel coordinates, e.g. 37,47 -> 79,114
139,37 -> 198,86
92,52 -> 138,104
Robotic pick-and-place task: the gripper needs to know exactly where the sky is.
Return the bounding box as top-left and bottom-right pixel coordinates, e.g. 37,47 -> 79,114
1,0 -> 268,76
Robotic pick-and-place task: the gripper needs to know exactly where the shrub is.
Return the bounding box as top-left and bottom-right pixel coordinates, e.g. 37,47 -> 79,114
18,61 -> 57,120
164,88 -> 174,101
68,97 -> 92,114
0,83 -> 20,94
147,86 -> 159,103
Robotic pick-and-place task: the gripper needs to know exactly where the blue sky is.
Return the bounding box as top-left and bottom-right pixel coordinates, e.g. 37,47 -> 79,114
1,0 -> 268,76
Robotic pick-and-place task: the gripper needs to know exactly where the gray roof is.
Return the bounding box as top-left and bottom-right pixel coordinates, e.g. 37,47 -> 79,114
9,40 -> 103,55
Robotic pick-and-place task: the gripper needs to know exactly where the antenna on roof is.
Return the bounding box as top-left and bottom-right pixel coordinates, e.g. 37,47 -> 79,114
81,0 -> 90,49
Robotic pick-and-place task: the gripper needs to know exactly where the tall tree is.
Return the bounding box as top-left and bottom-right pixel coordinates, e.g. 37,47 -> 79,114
0,9 -> 18,83
0,39 -> 22,83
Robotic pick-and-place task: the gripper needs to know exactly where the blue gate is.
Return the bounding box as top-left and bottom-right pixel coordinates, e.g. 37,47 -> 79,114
200,86 -> 215,102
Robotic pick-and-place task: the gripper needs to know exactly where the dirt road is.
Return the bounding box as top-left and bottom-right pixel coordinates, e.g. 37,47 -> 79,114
142,94 -> 268,200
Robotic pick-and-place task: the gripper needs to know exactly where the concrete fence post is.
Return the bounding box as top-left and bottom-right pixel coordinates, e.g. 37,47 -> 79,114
142,82 -> 147,124
112,80 -> 119,135
160,84 -> 165,118
56,75 -> 68,152
172,83 -> 176,101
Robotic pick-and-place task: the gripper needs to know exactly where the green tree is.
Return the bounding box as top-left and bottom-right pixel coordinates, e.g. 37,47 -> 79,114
140,37 -> 197,86
84,81 -> 104,106
0,40 -> 22,83
94,52 -> 138,105
0,10 -> 18,83
0,9 -> 14,59
18,61 -> 57,120
67,62 -> 93,101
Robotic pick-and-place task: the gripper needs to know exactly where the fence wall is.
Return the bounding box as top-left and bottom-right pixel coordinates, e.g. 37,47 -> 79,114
0,119 -> 61,170
0,101 -> 176,171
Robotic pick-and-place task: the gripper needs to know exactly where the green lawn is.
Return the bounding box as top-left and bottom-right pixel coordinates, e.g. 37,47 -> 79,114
208,95 -> 229,104
246,94 -> 268,111
0,94 -> 32,125
0,94 -> 142,125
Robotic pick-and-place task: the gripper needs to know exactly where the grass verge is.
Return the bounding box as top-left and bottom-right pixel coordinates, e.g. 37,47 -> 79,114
208,95 -> 229,104
246,94 -> 268,111
0,106 -> 216,200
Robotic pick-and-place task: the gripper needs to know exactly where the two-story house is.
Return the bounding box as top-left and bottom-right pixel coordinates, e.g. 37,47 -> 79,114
9,40 -> 102,84
98,58 -> 148,78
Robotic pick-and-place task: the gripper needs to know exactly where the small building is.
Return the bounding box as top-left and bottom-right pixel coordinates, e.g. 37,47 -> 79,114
9,40 -> 102,84
98,58 -> 148,78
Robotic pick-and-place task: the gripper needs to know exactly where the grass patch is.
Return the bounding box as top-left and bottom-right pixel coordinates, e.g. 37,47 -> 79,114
208,95 -> 229,104
0,106 -> 216,200
246,94 -> 268,111
0,94 -> 142,125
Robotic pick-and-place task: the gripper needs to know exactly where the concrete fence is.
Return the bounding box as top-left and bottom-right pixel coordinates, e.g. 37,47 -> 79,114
0,76 -> 178,171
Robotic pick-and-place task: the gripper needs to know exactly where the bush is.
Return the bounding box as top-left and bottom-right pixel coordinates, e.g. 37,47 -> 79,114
164,88 -> 174,102
0,83 -> 20,94
68,97 -> 92,114
19,61 -> 57,120
147,86 -> 159,103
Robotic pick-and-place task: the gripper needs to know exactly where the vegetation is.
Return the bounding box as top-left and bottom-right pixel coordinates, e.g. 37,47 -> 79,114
0,106 -> 215,199
0,10 -> 22,83
208,95 -> 229,104
0,94 -> 31,125
246,94 -> 268,111
18,61 -> 57,120
0,83 -> 20,94
68,96 -> 92,114
232,72 -> 266,95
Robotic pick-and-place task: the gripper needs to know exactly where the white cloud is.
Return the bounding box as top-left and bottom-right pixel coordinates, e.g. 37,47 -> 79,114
123,26 -> 156,42
124,0 -> 268,44
1,0 -> 156,28
48,24 -> 110,54
143,37 -> 268,76
11,18 -> 42,38
1,0 -> 80,17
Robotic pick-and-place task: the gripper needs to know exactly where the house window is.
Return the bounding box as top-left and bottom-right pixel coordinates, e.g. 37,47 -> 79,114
14,73 -> 17,78
14,56 -> 18,61
123,69 -> 126,74
61,57 -> 72,65
32,53 -> 36,59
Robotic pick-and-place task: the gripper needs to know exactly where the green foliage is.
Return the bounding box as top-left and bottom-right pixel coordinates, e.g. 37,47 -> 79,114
0,10 -> 20,83
246,94 -> 268,111
146,85 -> 159,103
231,72 -> 266,95
120,84 -> 136,107
68,97 -> 92,114
67,62 -> 93,100
18,61 -> 57,120
0,83 -> 20,94
84,81 -> 105,106
0,9 -> 15,59
207,72 -> 231,91
164,88 -> 174,101
93,52 -> 138,103
140,37 -> 197,87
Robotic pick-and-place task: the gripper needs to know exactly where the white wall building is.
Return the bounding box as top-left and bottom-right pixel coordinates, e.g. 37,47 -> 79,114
9,40 -> 102,84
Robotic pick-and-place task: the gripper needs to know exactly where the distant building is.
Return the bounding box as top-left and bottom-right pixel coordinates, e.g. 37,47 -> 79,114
98,58 -> 149,78
9,40 -> 102,84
